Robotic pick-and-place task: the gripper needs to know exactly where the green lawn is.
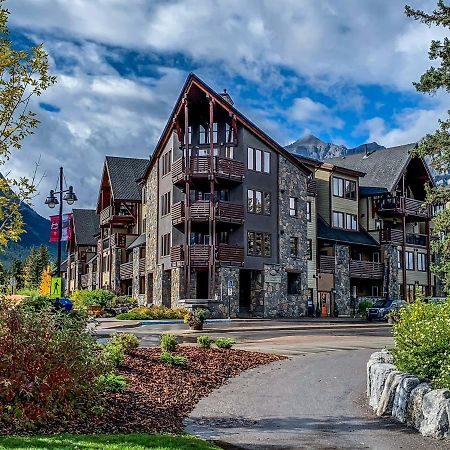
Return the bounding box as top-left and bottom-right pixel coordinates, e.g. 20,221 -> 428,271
0,434 -> 220,450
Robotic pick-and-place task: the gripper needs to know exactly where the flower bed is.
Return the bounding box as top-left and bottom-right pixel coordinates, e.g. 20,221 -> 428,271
0,347 -> 285,435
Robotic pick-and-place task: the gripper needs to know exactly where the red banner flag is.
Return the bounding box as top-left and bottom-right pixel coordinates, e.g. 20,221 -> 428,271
49,213 -> 73,243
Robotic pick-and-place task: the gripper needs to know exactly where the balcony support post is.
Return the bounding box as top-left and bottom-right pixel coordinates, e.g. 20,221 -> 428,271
183,96 -> 191,297
208,96 -> 216,299
402,213 -> 407,300
426,219 -> 431,296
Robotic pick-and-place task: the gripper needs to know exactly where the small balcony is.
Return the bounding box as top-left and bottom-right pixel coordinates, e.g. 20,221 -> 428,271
380,229 -> 428,247
307,178 -> 317,196
120,261 -> 133,280
100,205 -> 136,227
319,255 -> 335,272
374,195 -> 430,219
172,200 -> 244,226
171,244 -> 244,267
172,156 -> 245,184
349,260 -> 384,279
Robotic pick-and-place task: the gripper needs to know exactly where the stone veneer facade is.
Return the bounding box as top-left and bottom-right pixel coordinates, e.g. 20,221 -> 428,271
334,244 -> 351,316
382,243 -> 400,300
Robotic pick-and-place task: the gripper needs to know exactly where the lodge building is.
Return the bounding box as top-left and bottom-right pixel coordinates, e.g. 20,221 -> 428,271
64,73 -> 440,317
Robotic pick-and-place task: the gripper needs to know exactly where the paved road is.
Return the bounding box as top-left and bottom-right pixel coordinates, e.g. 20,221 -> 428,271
186,349 -> 449,449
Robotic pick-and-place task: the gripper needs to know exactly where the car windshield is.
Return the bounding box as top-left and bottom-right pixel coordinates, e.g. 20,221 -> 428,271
373,300 -> 390,308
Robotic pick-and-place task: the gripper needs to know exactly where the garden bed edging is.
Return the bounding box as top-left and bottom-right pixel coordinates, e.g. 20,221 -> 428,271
367,350 -> 450,439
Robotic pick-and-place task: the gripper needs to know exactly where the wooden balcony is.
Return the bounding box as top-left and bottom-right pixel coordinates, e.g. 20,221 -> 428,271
307,178 -> 317,196
172,156 -> 245,184
139,258 -> 146,275
319,255 -> 335,272
374,195 -> 430,219
100,205 -> 136,227
350,260 -> 384,279
380,229 -> 428,247
120,261 -> 133,280
80,274 -> 89,288
171,244 -> 244,267
172,200 -> 244,226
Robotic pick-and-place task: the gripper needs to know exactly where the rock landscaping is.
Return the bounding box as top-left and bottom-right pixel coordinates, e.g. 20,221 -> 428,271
0,346 -> 284,436
367,350 -> 450,439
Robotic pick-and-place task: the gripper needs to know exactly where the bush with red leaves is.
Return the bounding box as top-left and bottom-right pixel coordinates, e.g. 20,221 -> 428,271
0,306 -> 108,430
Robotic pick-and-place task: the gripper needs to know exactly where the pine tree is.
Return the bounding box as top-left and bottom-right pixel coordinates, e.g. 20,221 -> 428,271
406,1 -> 450,293
9,259 -> 24,292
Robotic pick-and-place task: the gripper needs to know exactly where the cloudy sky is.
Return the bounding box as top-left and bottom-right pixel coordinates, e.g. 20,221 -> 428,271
5,0 -> 447,215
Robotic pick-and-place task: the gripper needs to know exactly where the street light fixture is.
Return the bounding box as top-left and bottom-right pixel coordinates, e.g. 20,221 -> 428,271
45,167 -> 77,279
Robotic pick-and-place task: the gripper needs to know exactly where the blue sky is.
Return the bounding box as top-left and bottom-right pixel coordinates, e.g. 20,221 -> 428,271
4,0 -> 447,215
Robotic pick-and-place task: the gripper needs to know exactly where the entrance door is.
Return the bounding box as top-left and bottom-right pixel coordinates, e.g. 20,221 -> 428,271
239,269 -> 251,312
196,270 -> 209,299
319,292 -> 331,317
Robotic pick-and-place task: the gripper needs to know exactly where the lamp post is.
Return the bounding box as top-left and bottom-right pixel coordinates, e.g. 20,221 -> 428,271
45,167 -> 77,278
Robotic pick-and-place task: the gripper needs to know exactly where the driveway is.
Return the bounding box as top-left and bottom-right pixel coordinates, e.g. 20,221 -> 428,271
186,350 -> 448,449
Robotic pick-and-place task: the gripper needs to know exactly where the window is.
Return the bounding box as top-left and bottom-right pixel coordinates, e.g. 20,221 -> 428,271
375,219 -> 382,230
247,189 -> 271,214
306,201 -> 311,222
290,237 -> 298,257
333,177 -> 344,197
224,146 -> 234,159
188,126 -> 192,145
218,231 -> 229,244
397,247 -> 402,269
212,122 -> 218,144
344,180 -> 356,200
247,231 -> 271,257
372,286 -> 380,297
346,213 -> 358,230
287,273 -> 301,295
161,150 -> 172,176
199,125 -> 208,144
405,251 -> 414,270
332,211 -> 344,228
289,197 -> 298,217
307,239 -> 312,260
417,253 -> 427,271
226,123 -> 233,143
407,284 -> 415,302
161,233 -> 171,257
372,252 -> 380,263
161,191 -> 171,216
247,147 -> 270,173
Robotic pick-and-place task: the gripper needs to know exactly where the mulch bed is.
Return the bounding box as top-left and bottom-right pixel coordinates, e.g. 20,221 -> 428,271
1,347 -> 285,435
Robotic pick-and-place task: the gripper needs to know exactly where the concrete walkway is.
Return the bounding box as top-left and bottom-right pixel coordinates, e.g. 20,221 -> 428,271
186,350 -> 448,449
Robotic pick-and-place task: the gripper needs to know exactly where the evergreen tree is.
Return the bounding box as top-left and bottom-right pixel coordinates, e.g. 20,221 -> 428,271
0,261 -> 5,293
406,1 -> 450,292
9,259 -> 24,292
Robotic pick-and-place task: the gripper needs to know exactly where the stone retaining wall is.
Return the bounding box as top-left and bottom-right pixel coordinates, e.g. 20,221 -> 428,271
367,350 -> 450,439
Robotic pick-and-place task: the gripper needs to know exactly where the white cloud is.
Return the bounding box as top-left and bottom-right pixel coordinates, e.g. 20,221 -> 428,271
290,97 -> 344,130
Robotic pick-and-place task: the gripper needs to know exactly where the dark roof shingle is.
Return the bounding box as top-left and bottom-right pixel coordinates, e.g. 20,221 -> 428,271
325,143 -> 417,193
72,209 -> 99,246
106,156 -> 150,201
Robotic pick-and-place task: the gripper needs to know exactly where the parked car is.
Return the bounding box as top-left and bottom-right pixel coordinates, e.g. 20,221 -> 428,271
366,299 -> 407,321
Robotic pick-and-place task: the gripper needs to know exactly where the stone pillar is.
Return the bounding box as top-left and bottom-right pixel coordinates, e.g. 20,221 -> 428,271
110,246 -> 122,294
334,244 -> 351,316
153,264 -> 163,306
171,267 -> 185,309
250,270 -> 265,317
131,247 -> 140,299
383,244 -> 400,300
263,264 -> 285,318
209,266 -> 240,319
87,261 -> 94,291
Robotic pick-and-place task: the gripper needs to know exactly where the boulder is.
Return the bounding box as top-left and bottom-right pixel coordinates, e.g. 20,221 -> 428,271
392,375 -> 420,423
368,363 -> 397,411
406,382 -> 431,430
376,370 -> 406,416
367,350 -> 394,397
419,389 -> 450,439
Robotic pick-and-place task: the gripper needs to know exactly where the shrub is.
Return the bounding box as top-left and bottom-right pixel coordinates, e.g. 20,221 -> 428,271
358,300 -> 373,317
184,308 -> 207,329
71,289 -> 115,309
160,333 -> 178,352
159,351 -> 187,366
116,305 -> 187,320
97,373 -> 127,393
108,333 -> 139,353
110,295 -> 138,308
0,307 -> 108,429
20,294 -> 52,310
215,337 -> 236,349
197,335 -> 213,348
392,299 -> 450,386
101,342 -> 125,368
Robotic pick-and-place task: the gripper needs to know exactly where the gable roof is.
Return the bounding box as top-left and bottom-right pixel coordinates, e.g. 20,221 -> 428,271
317,216 -> 379,247
72,209 -> 99,246
143,73 -> 311,179
105,156 -> 149,202
325,143 -> 417,193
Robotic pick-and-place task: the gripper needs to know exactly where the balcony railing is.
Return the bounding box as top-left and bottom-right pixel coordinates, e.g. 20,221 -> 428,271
139,258 -> 146,275
80,274 -> 89,288
307,178 -> 317,196
380,229 -> 428,247
172,156 -> 245,183
171,244 -> 244,267
100,204 -> 135,226
350,260 -> 384,279
319,255 -> 335,272
374,195 -> 430,219
119,261 -> 133,280
172,200 -> 244,226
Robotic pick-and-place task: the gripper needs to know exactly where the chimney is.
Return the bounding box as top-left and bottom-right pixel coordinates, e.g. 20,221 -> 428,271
220,88 -> 234,106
